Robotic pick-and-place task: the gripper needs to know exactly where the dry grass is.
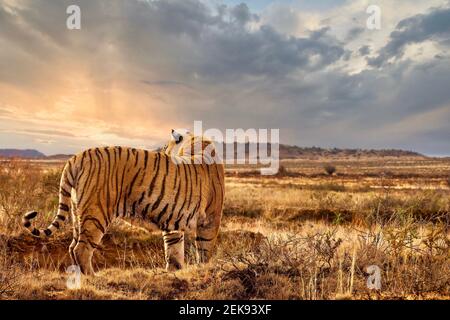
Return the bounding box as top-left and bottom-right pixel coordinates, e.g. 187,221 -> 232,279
0,158 -> 449,300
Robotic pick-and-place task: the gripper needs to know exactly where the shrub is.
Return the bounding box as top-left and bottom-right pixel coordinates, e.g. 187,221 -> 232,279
324,164 -> 336,176
276,165 -> 288,177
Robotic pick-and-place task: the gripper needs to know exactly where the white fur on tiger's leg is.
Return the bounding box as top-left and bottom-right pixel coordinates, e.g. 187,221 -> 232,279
163,231 -> 185,271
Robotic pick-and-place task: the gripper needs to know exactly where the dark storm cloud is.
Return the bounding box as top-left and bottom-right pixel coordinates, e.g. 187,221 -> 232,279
229,3 -> 259,26
1,0 -> 450,155
359,45 -> 371,56
345,27 -> 365,42
368,6 -> 450,67
1,0 -> 347,81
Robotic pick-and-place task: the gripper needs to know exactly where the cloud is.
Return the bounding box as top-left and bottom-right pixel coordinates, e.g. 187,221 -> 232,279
345,27 -> 365,42
0,0 -> 449,155
359,45 -> 371,56
368,5 -> 450,67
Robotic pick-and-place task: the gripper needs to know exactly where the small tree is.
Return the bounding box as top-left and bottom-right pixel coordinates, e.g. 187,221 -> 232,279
324,164 -> 336,176
274,164 -> 290,177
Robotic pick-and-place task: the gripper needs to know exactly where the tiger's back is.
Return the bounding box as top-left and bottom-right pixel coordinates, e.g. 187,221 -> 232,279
72,146 -> 216,232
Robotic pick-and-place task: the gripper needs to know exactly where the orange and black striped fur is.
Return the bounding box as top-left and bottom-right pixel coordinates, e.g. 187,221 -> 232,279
23,131 -> 224,275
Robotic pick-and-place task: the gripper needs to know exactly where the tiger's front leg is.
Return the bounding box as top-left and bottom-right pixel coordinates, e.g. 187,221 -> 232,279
162,230 -> 185,271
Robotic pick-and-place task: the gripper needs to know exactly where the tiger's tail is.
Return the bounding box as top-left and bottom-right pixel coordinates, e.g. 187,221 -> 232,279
23,158 -> 75,238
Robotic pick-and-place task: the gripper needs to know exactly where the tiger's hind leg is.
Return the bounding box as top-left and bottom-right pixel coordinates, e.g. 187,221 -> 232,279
195,209 -> 222,264
163,231 -> 185,271
73,211 -> 108,275
69,204 -> 79,266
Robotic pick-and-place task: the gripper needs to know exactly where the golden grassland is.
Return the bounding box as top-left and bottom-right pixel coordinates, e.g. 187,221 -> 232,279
0,157 -> 449,300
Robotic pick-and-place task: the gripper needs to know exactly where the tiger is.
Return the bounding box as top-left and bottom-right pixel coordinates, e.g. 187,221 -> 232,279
22,129 -> 225,275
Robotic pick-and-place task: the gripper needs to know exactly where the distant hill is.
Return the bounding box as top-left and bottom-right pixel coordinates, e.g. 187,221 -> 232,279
277,144 -> 424,159
0,145 -> 424,160
0,149 -> 46,159
218,143 -> 424,159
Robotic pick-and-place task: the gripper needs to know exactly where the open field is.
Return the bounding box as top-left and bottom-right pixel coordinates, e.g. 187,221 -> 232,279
0,157 -> 449,300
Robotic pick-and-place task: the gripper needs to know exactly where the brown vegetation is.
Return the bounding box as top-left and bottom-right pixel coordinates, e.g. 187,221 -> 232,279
0,158 -> 449,300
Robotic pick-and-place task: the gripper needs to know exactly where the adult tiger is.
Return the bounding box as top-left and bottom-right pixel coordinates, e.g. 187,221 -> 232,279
22,130 -> 224,275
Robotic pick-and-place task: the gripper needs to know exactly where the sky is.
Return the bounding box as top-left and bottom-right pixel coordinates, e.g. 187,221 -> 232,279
0,0 -> 450,156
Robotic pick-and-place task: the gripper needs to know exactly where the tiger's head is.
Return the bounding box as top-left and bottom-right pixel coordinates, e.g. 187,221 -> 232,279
164,128 -> 218,164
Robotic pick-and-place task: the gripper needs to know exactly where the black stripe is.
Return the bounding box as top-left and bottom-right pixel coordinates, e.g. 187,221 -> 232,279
31,228 -> 40,236
174,164 -> 188,230
87,239 -> 100,249
67,161 -> 75,184
134,150 -> 140,167
105,147 -> 112,215
137,191 -> 146,205
76,150 -> 87,180
196,236 -> 214,242
98,148 -> 111,224
113,147 -> 120,216
131,201 -> 137,217
144,150 -> 149,169
165,236 -> 183,246
142,203 -> 151,219
116,154 -> 128,217
127,169 -> 141,198
57,214 -> 66,221
60,187 -> 71,197
24,211 -> 38,220
24,221 -> 31,228
97,190 -> 110,225
147,153 -> 161,196
82,217 -> 106,234
44,229 -> 52,236
52,221 -> 60,229
95,148 -> 108,223
163,165 -> 181,230
94,148 -> 102,190
78,149 -> 94,206
185,164 -> 194,210
95,147 -> 104,161
123,195 -> 128,217
59,203 -> 69,211
150,156 -> 168,214
186,171 -> 202,225
154,203 -> 169,225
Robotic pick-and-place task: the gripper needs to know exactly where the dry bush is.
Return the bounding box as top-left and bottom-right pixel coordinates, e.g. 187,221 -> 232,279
324,164 -> 337,176
362,189 -> 449,226
275,165 -> 289,177
219,231 -> 348,299
0,161 -> 62,234
0,238 -> 23,298
217,223 -> 449,299
0,159 -> 448,300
